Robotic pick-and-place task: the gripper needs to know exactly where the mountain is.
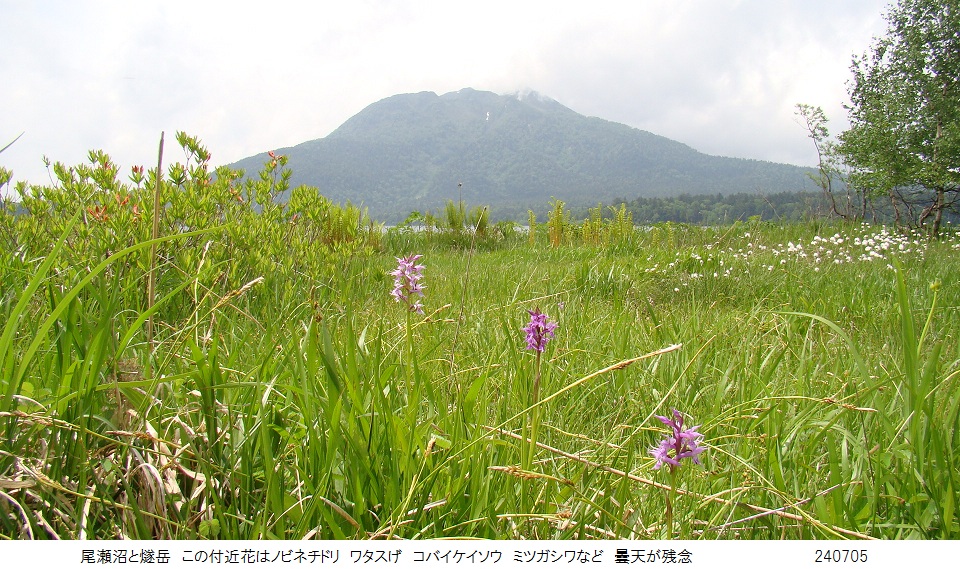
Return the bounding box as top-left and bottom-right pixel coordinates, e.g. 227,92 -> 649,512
229,88 -> 816,222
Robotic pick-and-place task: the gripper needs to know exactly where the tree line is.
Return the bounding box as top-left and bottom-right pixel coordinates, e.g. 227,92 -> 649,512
799,0 -> 959,238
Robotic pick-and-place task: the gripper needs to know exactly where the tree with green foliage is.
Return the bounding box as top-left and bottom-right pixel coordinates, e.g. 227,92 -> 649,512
839,0 -> 960,237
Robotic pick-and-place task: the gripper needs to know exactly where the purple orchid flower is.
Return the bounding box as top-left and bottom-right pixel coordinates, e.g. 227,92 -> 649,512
650,409 -> 705,471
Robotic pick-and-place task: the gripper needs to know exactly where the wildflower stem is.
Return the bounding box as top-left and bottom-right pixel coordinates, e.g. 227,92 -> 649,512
521,350 -> 543,517
525,350 -> 542,473
532,350 -> 542,408
665,467 -> 678,539
404,309 -> 417,399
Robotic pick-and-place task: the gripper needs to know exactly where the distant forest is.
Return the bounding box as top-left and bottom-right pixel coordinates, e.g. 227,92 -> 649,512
606,191 -> 829,225
513,190 -> 960,226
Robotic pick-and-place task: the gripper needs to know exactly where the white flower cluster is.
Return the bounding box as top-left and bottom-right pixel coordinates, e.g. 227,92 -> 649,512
659,225 -> 958,292
729,225 -> 956,269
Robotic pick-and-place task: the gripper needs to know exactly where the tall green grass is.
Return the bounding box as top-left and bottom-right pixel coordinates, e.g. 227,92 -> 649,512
2,140 -> 958,539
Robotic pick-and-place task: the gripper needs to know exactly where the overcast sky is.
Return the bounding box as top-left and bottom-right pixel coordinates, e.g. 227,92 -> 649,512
1,1 -> 890,195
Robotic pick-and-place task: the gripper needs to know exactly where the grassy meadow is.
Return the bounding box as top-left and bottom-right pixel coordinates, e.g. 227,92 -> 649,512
1,137 -> 959,539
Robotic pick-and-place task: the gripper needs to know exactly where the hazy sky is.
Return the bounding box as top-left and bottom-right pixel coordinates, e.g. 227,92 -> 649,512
1,1 -> 890,194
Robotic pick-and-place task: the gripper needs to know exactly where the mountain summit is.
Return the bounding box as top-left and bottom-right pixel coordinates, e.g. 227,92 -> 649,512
230,88 -> 814,222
